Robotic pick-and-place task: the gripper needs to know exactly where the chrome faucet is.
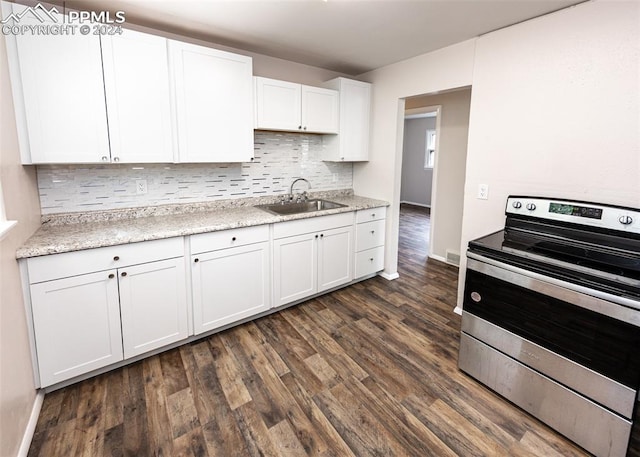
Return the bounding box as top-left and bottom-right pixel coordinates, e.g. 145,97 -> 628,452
289,178 -> 311,202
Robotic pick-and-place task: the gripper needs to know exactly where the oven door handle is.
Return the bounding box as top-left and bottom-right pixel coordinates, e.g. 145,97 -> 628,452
467,252 -> 640,327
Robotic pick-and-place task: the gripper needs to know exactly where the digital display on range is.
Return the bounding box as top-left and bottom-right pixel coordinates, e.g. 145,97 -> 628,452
549,203 -> 603,219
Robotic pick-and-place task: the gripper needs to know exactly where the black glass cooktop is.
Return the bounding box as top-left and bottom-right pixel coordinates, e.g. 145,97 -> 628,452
469,226 -> 640,300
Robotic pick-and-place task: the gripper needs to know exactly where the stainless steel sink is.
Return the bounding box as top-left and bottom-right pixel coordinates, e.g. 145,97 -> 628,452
257,199 -> 347,216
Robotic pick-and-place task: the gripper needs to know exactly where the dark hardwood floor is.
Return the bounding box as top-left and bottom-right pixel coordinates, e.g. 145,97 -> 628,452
28,204 -> 638,456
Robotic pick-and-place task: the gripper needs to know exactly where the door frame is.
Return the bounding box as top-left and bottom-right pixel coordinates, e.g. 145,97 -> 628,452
403,105 -> 442,259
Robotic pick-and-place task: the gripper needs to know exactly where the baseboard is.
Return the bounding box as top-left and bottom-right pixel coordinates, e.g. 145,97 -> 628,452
400,200 -> 431,209
453,306 -> 463,316
379,271 -> 399,281
17,390 -> 44,457
429,254 -> 460,268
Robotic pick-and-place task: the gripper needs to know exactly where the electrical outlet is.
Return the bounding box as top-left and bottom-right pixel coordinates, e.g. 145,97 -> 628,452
136,179 -> 148,195
477,183 -> 489,200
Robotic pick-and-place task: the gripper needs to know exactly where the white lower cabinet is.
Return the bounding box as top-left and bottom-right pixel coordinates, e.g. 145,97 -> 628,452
273,213 -> 353,307
24,207 -> 387,388
354,207 -> 387,278
191,239 -> 270,334
27,238 -> 187,387
30,270 -> 123,387
273,233 -> 318,306
118,258 -> 189,358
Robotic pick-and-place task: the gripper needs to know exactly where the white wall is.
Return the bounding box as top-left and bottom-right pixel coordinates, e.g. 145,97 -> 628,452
355,40 -> 476,277
458,0 -> 640,308
357,0 -> 639,298
0,33 -> 42,457
400,117 -> 436,207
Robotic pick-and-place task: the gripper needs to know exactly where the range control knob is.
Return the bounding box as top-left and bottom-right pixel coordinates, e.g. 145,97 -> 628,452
619,215 -> 633,225
512,201 -> 522,209
526,203 -> 537,211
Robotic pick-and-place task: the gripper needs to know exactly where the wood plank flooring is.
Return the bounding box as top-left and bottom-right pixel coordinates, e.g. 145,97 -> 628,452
28,204 -> 640,456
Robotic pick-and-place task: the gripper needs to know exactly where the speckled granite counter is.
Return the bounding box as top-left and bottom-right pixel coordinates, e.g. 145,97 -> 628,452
17,193 -> 389,258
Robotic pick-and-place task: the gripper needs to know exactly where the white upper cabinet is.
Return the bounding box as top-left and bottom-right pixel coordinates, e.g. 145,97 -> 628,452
254,77 -> 339,134
301,85 -> 340,134
4,2 -> 110,164
170,40 -> 254,163
101,30 -> 173,163
322,78 -> 371,162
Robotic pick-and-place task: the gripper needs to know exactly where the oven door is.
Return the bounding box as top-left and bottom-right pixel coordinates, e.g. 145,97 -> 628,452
462,254 -> 640,416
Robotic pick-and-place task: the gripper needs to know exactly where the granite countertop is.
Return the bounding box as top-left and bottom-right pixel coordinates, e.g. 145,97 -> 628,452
17,193 -> 389,259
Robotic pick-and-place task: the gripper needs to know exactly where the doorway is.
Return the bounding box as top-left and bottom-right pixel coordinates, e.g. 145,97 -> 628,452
400,106 -> 440,256
399,88 -> 471,267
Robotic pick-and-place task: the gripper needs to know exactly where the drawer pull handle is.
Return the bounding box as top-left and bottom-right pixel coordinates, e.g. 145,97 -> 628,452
113,256 -> 120,261
121,272 -> 127,277
194,258 -> 199,263
108,273 -> 115,279
232,237 -> 237,241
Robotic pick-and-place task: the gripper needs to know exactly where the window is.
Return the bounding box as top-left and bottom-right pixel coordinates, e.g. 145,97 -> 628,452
424,129 -> 436,169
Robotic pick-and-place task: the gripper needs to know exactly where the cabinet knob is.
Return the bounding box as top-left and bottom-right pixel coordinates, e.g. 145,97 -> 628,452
371,230 -> 375,234
298,125 -> 302,130
113,157 -> 120,162
101,156 -> 109,162
232,236 -> 237,241
320,234 -> 324,238
121,272 -> 127,277
250,157 -> 254,161
108,273 -> 115,279
194,258 -> 199,263
369,258 -> 374,262
371,214 -> 375,218
303,126 -> 307,131
113,256 -> 120,261
341,157 -> 345,161
315,234 -> 319,239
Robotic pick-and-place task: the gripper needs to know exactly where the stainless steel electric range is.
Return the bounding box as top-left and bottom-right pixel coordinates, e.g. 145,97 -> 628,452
458,196 -> 640,457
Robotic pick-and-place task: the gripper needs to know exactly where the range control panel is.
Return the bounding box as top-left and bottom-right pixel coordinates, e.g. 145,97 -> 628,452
506,196 -> 640,235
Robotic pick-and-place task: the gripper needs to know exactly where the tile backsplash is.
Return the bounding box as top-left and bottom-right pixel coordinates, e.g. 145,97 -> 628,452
37,132 -> 353,215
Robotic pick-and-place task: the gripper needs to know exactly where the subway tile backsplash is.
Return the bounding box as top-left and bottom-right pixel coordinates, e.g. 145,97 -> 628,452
37,132 -> 353,215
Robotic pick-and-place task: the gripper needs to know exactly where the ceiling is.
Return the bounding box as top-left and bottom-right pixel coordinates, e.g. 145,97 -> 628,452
59,0 -> 585,75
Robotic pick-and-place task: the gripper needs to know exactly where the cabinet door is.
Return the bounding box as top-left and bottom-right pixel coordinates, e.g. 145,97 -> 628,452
30,271 -> 122,387
9,4 -> 110,164
339,79 -> 370,160
301,85 -> 339,134
170,41 -> 254,162
322,78 -> 371,161
318,225 -> 353,292
118,258 -> 188,358
254,77 -> 301,131
273,233 -> 317,307
192,242 -> 270,334
102,30 -> 173,163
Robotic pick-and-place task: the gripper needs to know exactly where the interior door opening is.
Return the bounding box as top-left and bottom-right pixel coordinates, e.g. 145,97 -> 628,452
399,87 -> 472,268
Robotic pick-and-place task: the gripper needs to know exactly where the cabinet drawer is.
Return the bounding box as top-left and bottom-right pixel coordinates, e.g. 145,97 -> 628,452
273,212 -> 353,239
27,237 -> 184,284
355,246 -> 385,278
191,225 -> 269,254
356,220 -> 385,252
355,207 -> 386,223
